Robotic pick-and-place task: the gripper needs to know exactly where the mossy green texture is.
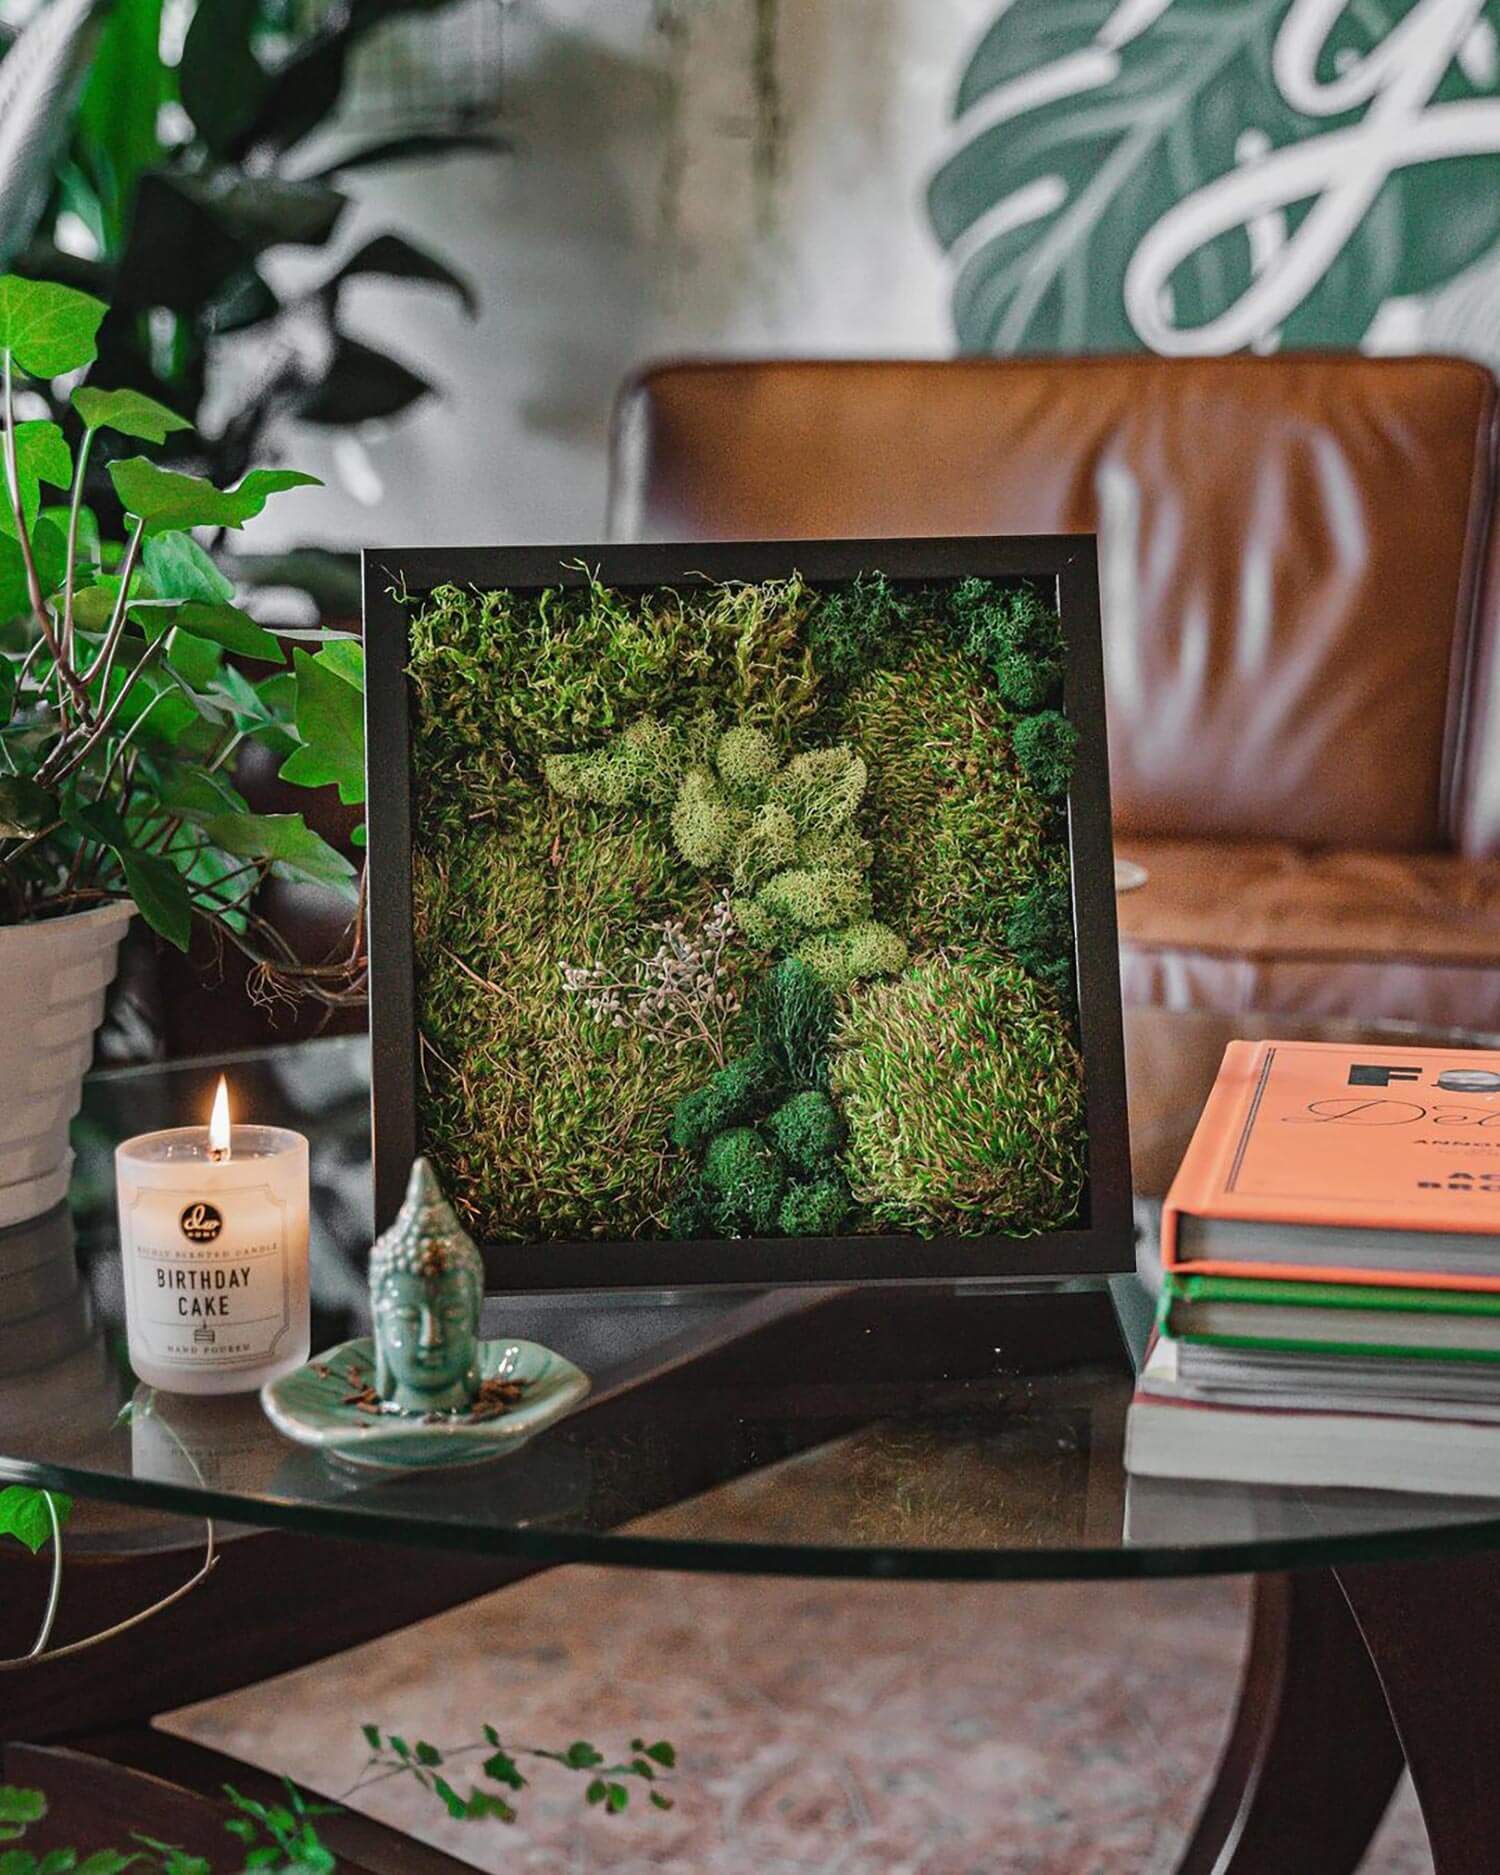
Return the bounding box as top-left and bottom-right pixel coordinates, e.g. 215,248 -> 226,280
831,952 -> 1087,1236
548,713 -> 905,990
748,957 -> 836,1090
765,1090 -> 843,1173
778,1173 -> 851,1236
946,579 -> 1064,711
1011,710 -> 1078,798
406,570 -> 1085,1246
839,646 -> 1051,954
702,1128 -> 788,1234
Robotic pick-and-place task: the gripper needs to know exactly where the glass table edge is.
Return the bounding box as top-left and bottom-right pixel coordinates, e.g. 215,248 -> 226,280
7,1453 -> 1500,1583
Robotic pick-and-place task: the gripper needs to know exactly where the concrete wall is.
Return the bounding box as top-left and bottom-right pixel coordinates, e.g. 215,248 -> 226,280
261,0 -> 1500,553
265,0 -> 983,550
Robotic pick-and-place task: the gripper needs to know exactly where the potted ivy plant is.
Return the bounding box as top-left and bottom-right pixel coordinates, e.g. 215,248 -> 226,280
0,272 -> 364,1227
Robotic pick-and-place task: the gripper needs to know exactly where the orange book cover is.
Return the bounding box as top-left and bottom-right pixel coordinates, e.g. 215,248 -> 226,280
1161,1039 -> 1500,1291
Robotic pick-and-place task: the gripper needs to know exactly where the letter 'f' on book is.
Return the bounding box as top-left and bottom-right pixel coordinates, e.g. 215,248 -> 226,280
1161,1040 -> 1500,1289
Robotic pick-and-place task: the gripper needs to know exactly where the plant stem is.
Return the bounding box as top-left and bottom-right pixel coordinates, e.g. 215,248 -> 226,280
78,517 -> 147,692
1,351 -> 91,720
42,636 -> 164,788
61,424 -> 96,674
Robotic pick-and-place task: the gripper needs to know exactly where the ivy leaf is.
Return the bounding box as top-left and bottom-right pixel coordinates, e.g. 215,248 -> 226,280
563,1742 -> 604,1771
141,532 -> 234,607
72,386 -> 191,444
279,647 -> 363,802
200,811 -> 357,895
77,1853 -> 140,1875
360,1724 -> 382,1751
0,1794 -> 45,1828
0,276 -> 106,376
0,778 -> 58,837
108,459 -> 322,537
643,1741 -> 676,1768
481,1751 -> 525,1791
172,602 -> 282,664
0,1488 -> 70,1554
119,849 -> 193,951
413,1742 -> 443,1767
0,423 -> 73,540
37,1849 -> 76,1875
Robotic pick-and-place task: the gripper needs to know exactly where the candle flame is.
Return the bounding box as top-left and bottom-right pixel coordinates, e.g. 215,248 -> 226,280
209,1076 -> 231,1161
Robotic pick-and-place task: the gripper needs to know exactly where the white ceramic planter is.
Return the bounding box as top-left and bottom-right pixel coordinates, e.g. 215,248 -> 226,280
0,900 -> 133,1228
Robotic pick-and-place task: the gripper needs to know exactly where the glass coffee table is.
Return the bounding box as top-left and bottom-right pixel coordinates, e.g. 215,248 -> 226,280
3,1006 -> 1498,1874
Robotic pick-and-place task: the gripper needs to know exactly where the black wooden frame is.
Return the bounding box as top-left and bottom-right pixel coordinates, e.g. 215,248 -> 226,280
363,536 -> 1132,1288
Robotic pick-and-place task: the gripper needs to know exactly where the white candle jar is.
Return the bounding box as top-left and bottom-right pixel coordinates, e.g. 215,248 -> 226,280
115,1123 -> 310,1394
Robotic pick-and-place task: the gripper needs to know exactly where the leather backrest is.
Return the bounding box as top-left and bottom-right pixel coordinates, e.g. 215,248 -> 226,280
609,355 -> 1499,854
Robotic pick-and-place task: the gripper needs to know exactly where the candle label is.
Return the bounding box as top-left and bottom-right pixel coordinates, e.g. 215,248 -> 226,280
124,1185 -> 292,1370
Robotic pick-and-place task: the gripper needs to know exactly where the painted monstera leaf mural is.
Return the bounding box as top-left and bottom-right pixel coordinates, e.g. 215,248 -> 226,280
928,0 -> 1500,356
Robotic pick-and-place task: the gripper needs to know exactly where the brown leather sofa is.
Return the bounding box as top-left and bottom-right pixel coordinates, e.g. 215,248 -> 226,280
608,354 -> 1500,1030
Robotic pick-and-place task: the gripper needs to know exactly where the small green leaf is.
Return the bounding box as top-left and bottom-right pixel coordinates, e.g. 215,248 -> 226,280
430,1778 -> 466,1820
73,387 -> 192,444
0,779 -> 57,838
360,1723 -> 381,1752
141,532 -> 234,607
481,1725 -> 500,1748
649,1791 -> 674,1811
414,1742 -> 442,1767
0,277 -> 107,377
462,1792 -> 515,1823
351,822 -> 366,848
481,1752 -> 525,1791
77,1853 -> 139,1875
604,1783 -> 629,1815
585,1780 -> 606,1807
0,1848 -> 37,1875
0,1796 -> 44,1830
221,1820 -> 255,1844
200,812 -> 356,896
0,423 -> 73,540
38,1850 -> 76,1875
173,602 -> 283,664
644,1741 -> 677,1768
279,646 -> 364,802
388,1737 -> 410,1761
242,1849 -> 278,1868
120,850 -> 193,952
108,459 -> 322,537
311,638 -> 363,689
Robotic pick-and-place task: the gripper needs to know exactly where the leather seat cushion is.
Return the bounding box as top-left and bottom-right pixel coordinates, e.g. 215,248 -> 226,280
1115,839 -> 1500,1030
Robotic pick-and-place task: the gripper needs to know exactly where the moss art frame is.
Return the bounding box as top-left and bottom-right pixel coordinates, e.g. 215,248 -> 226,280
364,538 -> 1131,1289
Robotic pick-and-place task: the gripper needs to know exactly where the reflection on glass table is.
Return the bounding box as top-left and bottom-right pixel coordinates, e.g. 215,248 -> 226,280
4,1012 -> 1500,1580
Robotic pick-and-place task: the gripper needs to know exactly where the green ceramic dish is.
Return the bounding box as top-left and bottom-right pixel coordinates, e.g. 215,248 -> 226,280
261,1336 -> 591,1472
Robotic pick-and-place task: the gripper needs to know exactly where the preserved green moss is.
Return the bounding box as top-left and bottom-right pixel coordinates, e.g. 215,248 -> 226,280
1011,710 -> 1078,798
778,1173 -> 851,1236
748,957 -> 835,1090
794,920 -> 909,992
765,1090 -> 842,1173
702,1128 -> 787,1234
831,952 -> 1086,1236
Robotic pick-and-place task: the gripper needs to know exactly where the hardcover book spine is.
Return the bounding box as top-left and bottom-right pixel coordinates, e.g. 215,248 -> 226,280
1159,1039 -> 1264,1275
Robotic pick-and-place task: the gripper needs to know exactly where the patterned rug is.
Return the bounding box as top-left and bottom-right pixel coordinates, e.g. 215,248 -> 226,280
167,1569 -> 1431,1874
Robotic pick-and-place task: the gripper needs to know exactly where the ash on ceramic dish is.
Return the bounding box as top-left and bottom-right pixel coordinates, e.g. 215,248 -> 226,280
312,1361 -> 527,1426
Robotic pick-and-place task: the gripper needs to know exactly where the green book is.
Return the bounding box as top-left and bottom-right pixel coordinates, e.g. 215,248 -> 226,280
1159,1270 -> 1500,1362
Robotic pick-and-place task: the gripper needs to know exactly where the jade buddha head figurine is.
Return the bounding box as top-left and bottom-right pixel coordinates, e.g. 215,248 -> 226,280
369,1158 -> 484,1414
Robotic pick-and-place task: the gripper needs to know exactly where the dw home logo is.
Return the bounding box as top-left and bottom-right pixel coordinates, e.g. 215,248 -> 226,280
180,1201 -> 224,1243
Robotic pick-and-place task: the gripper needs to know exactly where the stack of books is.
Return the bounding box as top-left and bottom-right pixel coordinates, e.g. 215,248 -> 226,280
1126,1038 -> 1500,1498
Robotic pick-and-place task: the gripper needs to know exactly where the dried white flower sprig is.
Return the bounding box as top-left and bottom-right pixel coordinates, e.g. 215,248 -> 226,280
561,892 -> 740,1067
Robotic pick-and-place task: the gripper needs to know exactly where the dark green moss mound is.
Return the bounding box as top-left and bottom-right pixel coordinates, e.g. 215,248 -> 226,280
702,1128 -> 788,1234
748,957 -> 836,1090
778,1173 -> 851,1236
1011,710 -> 1078,798
1004,867 -> 1075,996
831,951 -> 1086,1236
670,1045 -> 784,1152
945,579 -> 1064,711
805,571 -> 908,690
765,1090 -> 843,1174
